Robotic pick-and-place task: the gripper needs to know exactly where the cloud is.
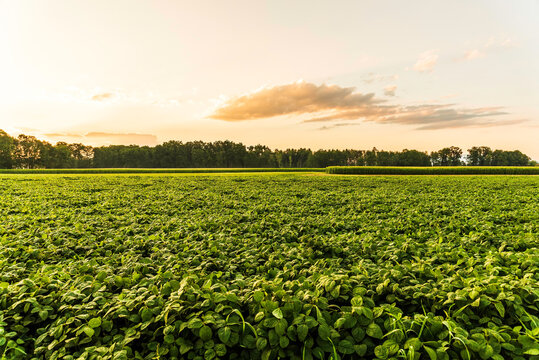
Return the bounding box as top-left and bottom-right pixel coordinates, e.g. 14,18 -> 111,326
210,81 -> 523,130
317,123 -> 361,131
458,36 -> 515,62
384,85 -> 397,96
413,50 -> 439,72
462,49 -> 486,61
303,105 -> 515,130
91,93 -> 115,101
43,132 -> 158,146
485,36 -> 515,49
209,81 -> 380,121
362,73 -> 399,84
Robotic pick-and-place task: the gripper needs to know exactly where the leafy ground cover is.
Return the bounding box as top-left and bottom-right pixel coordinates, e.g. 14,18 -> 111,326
0,174 -> 538,360
326,166 -> 539,175
0,169 -> 324,175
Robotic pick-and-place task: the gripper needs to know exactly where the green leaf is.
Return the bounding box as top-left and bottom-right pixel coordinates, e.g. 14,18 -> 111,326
164,334 -> 175,344
272,308 -> 283,319
204,348 -> 216,360
318,324 -> 331,339
199,325 -> 212,341
218,326 -> 231,343
261,349 -> 272,360
256,337 -> 268,351
113,350 -> 128,360
479,344 -> 494,359
337,339 -> 355,354
253,291 -> 264,302
374,345 -> 389,359
297,324 -> 309,341
83,326 -> 95,337
188,317 -> 204,329
215,344 -> 227,356
38,310 -> 48,321
355,344 -> 368,356
255,311 -> 265,322
275,319 -> 287,336
405,337 -> 422,351
425,346 -> 437,360
141,308 -> 153,322
494,302 -> 505,318
334,317 -> 347,329
366,322 -> 383,339
89,317 -> 102,328
279,336 -> 289,348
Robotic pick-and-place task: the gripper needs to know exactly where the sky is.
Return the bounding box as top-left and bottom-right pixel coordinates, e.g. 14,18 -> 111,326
1,0 -> 538,159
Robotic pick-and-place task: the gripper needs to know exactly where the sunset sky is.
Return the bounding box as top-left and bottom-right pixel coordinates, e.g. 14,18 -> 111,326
1,0 -> 538,159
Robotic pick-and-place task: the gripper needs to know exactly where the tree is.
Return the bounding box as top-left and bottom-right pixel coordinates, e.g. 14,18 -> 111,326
397,149 -> 431,166
2,130 -> 534,169
431,146 -> 462,166
13,134 -> 42,169
490,150 -> 529,166
0,130 -> 15,168
365,147 -> 378,166
245,145 -> 277,167
377,150 -> 396,166
69,143 -> 93,167
447,146 -> 463,165
467,146 -> 492,166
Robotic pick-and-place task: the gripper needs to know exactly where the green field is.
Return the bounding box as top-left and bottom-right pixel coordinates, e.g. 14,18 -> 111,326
0,168 -> 325,175
1,174 -> 538,360
326,166 -> 539,175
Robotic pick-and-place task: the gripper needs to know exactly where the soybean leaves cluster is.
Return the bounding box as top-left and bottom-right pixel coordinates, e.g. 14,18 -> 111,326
0,175 -> 537,360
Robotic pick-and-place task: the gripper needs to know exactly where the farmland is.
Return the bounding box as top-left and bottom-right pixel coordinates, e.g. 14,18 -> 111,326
0,174 -> 538,360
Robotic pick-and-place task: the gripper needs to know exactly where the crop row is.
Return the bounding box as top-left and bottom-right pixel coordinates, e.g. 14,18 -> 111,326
326,166 -> 539,175
0,168 -> 324,174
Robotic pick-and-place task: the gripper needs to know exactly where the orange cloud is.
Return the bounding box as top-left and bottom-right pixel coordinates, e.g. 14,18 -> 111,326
210,81 -> 523,130
317,123 -> 361,131
209,82 -> 380,121
384,85 -> 397,96
43,132 -> 158,146
485,36 -> 515,49
362,73 -> 399,84
413,50 -> 439,72
462,49 -> 485,60
91,93 -> 115,101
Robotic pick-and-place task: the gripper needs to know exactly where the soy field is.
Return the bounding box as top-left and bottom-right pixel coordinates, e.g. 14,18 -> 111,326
1,174 -> 538,360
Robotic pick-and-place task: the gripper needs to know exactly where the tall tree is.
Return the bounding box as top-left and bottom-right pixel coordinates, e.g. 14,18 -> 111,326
365,147 -> 378,166
13,135 -> 42,169
467,146 -> 492,166
0,130 -> 15,168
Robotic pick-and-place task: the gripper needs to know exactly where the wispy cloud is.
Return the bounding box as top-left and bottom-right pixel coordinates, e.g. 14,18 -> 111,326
413,50 -> 439,72
317,123 -> 361,131
210,81 -> 524,130
461,49 -> 486,61
485,36 -> 515,49
384,85 -> 397,97
362,73 -> 399,84
91,92 -> 115,101
42,132 -> 158,146
458,36 -> 515,62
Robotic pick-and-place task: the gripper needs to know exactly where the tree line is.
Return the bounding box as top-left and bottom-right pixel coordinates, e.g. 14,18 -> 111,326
0,130 -> 533,169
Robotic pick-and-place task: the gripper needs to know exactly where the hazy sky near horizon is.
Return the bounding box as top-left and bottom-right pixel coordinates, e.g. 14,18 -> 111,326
1,0 -> 538,158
